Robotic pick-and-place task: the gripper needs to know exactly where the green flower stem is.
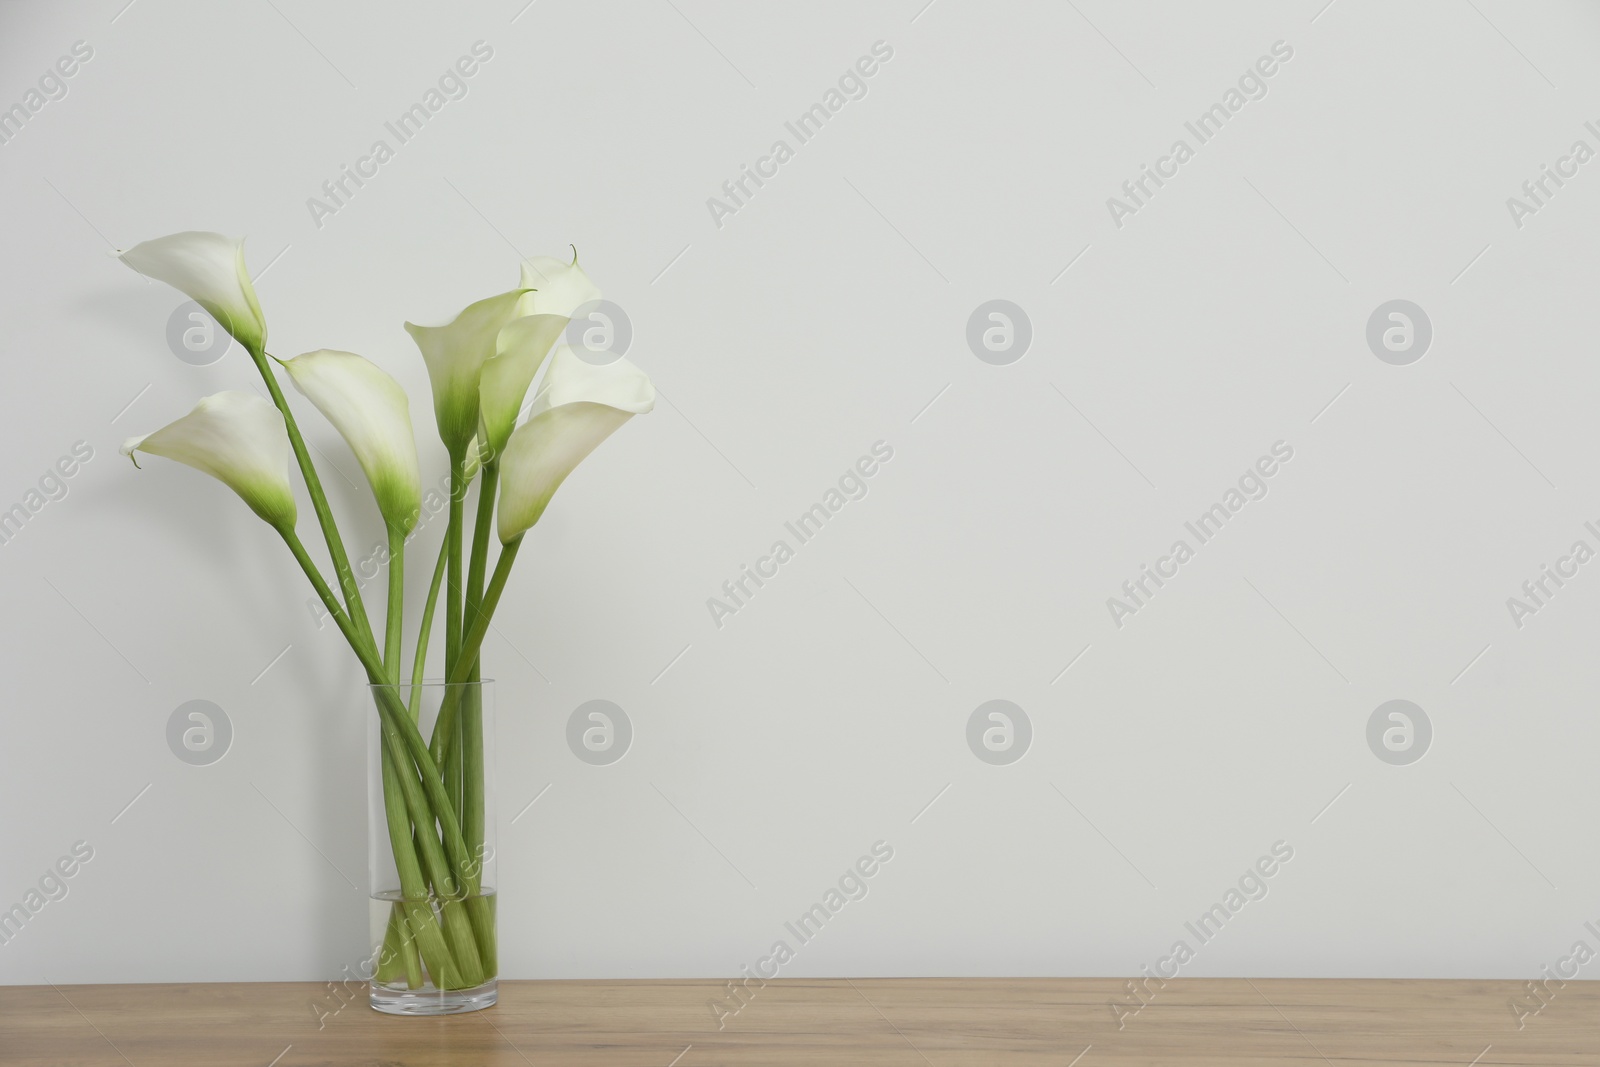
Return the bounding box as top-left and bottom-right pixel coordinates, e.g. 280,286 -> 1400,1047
408,534 -> 451,721
399,535 -> 457,927
400,917 -> 425,989
396,906 -> 425,989
259,351 -> 458,984
253,348 -> 375,649
431,536 -> 523,771
441,455 -> 469,828
372,670 -> 487,987
276,525 -> 455,983
384,716 -> 485,988
257,350 -> 456,982
459,536 -> 522,687
373,894 -> 425,989
377,526 -> 454,989
384,527 -> 405,682
382,742 -> 463,990
443,728 -> 464,852
374,525 -> 421,989
380,682 -> 479,899
280,532 -> 476,873
464,895 -> 497,983
445,454 -> 468,674
353,524 -> 435,985
461,460 -> 498,973
374,904 -> 407,985
464,461 -> 499,632
280,526 -> 486,987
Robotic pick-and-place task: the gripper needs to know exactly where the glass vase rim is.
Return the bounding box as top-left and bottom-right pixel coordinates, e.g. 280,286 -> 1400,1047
367,678 -> 495,690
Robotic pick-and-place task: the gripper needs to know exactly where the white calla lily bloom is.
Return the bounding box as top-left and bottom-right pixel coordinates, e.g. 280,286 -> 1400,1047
480,316 -> 565,457
121,392 -> 296,531
117,232 -> 268,356
281,350 -> 422,533
479,255 -> 602,456
405,289 -> 528,459
497,346 -> 654,543
517,253 -> 601,319
463,437 -> 482,482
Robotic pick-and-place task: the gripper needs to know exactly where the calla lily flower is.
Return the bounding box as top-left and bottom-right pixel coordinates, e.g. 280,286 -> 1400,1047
117,232 -> 268,356
121,392 -> 296,531
280,350 -> 422,533
479,317 -> 564,458
497,345 -> 654,543
462,434 -> 490,482
404,290 -> 528,459
517,253 -> 602,319
478,255 -> 602,456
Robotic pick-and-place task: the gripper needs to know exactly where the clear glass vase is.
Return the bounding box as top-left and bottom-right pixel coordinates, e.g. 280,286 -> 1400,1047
366,679 -> 497,1015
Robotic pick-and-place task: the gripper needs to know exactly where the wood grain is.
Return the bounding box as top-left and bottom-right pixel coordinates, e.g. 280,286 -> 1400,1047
2,977 -> 1597,1065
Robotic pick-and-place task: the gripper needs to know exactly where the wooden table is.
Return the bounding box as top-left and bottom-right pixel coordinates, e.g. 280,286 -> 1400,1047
3,978 -> 1596,1065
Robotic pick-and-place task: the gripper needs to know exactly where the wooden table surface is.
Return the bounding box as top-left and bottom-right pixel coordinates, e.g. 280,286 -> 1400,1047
3,977 -> 1596,1065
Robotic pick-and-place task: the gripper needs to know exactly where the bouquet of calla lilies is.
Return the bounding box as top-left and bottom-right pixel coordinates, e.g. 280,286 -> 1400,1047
116,232 -> 653,994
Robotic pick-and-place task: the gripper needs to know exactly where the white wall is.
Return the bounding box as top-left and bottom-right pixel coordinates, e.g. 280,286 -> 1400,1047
2,0 -> 1598,985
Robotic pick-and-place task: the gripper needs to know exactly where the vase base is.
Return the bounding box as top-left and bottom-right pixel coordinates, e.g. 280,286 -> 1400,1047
370,977 -> 498,1016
